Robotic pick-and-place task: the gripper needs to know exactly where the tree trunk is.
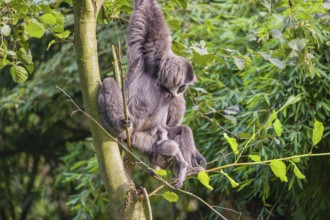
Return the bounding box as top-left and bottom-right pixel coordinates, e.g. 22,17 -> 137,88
72,0 -> 146,219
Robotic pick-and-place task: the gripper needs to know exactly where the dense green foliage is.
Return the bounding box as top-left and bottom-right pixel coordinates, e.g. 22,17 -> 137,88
0,0 -> 329,219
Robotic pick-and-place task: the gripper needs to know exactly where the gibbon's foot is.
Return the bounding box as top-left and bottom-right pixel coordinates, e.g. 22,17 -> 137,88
174,179 -> 184,189
195,155 -> 207,168
119,118 -> 132,129
186,165 -> 205,176
147,169 -> 156,176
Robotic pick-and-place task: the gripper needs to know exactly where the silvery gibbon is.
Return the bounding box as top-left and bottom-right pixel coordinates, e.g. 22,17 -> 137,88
98,0 -> 206,188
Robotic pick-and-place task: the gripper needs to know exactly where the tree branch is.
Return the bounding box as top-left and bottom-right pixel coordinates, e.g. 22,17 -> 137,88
71,0 -> 146,218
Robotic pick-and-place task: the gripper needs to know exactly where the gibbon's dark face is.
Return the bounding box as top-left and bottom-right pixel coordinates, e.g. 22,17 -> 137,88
170,60 -> 195,97
159,57 -> 196,97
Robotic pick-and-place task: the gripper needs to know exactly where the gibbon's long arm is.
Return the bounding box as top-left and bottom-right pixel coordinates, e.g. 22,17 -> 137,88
128,0 -> 172,75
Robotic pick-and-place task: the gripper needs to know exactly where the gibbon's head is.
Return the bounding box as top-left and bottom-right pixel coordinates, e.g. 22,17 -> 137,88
158,55 -> 196,97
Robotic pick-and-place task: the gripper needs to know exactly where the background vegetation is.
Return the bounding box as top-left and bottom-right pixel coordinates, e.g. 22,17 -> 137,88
0,0 -> 329,219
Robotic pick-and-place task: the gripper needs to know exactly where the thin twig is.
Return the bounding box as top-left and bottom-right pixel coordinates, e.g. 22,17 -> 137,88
148,184 -> 166,198
111,45 -> 122,87
117,42 -> 132,154
141,187 -> 153,220
111,45 -> 133,165
207,152 -> 330,173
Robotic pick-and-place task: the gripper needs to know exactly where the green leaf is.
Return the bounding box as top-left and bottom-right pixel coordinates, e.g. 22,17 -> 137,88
312,120 -> 324,146
17,48 -> 33,64
0,59 -> 12,69
192,47 -> 216,66
265,110 -> 277,127
288,39 -> 306,51
197,171 -> 214,190
259,52 -> 271,60
248,154 -> 261,162
154,169 -> 167,176
224,133 -> 238,155
47,40 -> 56,50
41,13 -> 57,26
27,22 -> 45,38
7,51 -> 16,57
224,105 -> 240,115
269,58 -> 286,69
292,163 -> 305,179
173,0 -> 188,8
223,115 -> 237,125
272,14 -> 284,21
10,65 -> 29,83
54,30 -> 71,39
25,63 -> 34,74
237,179 -> 253,191
291,158 -> 300,163
237,132 -> 252,139
167,19 -> 181,31
273,119 -> 283,137
242,56 -> 252,69
278,94 -> 301,112
270,160 -> 288,182
233,57 -> 245,70
162,191 -> 179,203
1,24 -> 11,36
220,170 -> 239,188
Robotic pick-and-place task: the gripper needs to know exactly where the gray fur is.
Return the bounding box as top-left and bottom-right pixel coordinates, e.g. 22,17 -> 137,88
97,0 -> 206,188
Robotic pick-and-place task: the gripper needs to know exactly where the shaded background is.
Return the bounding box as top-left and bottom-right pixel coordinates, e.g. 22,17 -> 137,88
1,0 -> 330,219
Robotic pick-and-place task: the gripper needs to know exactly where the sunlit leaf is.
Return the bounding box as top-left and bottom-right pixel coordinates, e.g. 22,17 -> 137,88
162,191 -> 179,202
270,160 -> 288,182
291,158 -> 300,163
288,39 -> 306,51
278,94 -> 301,112
273,119 -> 283,137
10,65 -> 29,83
292,163 -> 305,179
17,48 -> 33,64
47,40 -> 56,50
1,24 -> 11,36
197,171 -> 214,190
259,52 -> 271,60
27,22 -> 45,38
233,57 -> 245,70
224,105 -> 240,115
248,154 -> 261,162
7,51 -> 16,57
220,170 -> 239,188
154,169 -> 167,176
223,114 -> 237,125
192,47 -> 216,66
41,13 -> 57,26
224,133 -> 238,155
274,137 -> 280,145
0,59 -> 11,69
269,58 -> 286,69
54,30 -> 71,39
312,120 -> 324,146
265,110 -> 277,127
